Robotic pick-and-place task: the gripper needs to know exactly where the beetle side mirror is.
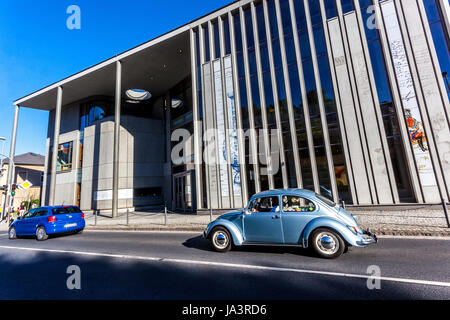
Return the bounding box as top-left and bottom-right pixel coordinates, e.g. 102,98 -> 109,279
244,209 -> 252,215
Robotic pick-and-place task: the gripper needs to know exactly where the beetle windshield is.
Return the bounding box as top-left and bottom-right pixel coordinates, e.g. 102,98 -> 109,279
315,193 -> 336,207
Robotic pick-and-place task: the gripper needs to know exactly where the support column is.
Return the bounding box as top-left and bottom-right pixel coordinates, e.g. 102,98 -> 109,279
49,87 -> 63,206
112,60 -> 122,218
3,105 -> 19,220
190,29 -> 203,211
229,12 -> 249,206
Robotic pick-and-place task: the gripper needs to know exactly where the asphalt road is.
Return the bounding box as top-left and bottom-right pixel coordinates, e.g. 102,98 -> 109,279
0,230 -> 449,300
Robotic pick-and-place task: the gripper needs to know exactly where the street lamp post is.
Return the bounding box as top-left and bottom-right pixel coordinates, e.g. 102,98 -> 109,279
0,137 -> 5,157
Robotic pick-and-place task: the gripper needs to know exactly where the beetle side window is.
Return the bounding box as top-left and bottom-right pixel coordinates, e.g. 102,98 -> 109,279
282,196 -> 315,213
248,196 -> 280,213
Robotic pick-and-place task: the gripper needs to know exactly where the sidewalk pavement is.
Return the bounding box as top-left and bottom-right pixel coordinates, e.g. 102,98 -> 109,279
1,207 -> 450,236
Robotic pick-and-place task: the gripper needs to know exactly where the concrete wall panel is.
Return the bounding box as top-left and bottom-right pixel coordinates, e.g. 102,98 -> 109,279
328,18 -> 372,204
344,12 -> 393,204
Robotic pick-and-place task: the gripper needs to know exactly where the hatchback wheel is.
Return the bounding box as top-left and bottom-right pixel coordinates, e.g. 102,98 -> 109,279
310,228 -> 345,259
8,227 -> 17,240
210,227 -> 232,252
36,226 -> 48,241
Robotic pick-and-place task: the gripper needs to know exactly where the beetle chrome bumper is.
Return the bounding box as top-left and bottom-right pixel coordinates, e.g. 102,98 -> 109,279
357,229 -> 378,245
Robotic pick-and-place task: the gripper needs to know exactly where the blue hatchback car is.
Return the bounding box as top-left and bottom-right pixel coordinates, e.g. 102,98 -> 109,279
8,206 -> 85,241
204,189 -> 377,259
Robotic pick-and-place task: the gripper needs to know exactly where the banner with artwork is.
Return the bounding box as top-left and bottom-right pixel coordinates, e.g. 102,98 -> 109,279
381,0 -> 437,187
224,56 -> 242,197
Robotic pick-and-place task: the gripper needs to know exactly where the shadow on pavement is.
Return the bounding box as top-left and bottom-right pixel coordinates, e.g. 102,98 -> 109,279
183,235 -> 329,258
0,248 -> 420,300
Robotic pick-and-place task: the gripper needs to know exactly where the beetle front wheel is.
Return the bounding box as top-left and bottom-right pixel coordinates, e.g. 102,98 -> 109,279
310,228 -> 345,259
210,227 -> 232,252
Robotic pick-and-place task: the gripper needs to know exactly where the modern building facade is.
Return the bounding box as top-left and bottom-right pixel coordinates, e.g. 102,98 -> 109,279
8,0 -> 450,215
1,153 -> 45,211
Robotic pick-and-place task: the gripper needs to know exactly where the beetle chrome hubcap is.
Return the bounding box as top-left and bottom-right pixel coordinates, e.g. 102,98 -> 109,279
9,228 -> 15,238
213,231 -> 228,249
316,232 -> 338,254
37,228 -> 44,239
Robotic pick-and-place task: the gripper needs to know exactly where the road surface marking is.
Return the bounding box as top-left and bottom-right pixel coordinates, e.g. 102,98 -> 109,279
0,245 -> 449,288
82,230 -> 450,239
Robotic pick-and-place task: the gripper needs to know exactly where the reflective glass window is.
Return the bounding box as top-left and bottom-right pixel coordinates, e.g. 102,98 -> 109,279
341,0 -> 355,14
213,20 -> 220,58
324,0 -> 338,19
293,0 -> 307,31
267,0 -> 279,40
233,13 -> 243,53
264,71 -> 276,129
299,31 -> 311,60
423,0 -> 450,100
256,3 -> 267,45
245,8 -> 255,49
204,25 -> 210,62
223,17 -> 231,55
308,0 -> 322,25
279,0 -> 293,35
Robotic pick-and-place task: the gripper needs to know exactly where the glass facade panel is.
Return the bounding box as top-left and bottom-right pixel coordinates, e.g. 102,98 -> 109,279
423,0 -> 450,101
264,72 -> 276,129
245,8 -> 255,49
223,17 -> 231,55
256,3 -> 267,44
251,75 -> 262,129
204,25 -> 210,62
195,29 -> 203,120
324,0 -> 338,19
267,0 -> 279,40
279,0 -> 292,35
213,20 -> 220,58
308,0 -> 323,25
294,0 -> 307,31
341,0 -> 355,14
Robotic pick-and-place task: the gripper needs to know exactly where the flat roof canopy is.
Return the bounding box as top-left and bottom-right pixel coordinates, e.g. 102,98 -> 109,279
15,31 -> 191,111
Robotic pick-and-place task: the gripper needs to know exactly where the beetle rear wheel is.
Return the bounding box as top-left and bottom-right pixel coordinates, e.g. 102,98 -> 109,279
310,228 -> 345,259
210,227 -> 232,252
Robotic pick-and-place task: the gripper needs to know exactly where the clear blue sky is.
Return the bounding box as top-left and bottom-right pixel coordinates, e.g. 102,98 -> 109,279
0,0 -> 232,157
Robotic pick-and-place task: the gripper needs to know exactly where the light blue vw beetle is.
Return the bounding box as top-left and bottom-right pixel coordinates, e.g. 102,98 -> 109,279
203,189 -> 377,259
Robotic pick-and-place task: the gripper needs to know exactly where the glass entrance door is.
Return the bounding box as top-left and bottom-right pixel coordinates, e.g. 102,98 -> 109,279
173,172 -> 192,212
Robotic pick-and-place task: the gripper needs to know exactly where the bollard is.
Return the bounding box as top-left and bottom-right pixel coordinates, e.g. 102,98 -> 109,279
164,206 -> 167,226
95,209 -> 97,226
443,199 -> 450,228
126,208 -> 129,226
342,200 -> 346,209
210,208 -> 213,222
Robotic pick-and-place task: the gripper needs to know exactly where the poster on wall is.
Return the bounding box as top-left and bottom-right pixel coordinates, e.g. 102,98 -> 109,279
224,56 -> 242,197
381,0 -> 437,187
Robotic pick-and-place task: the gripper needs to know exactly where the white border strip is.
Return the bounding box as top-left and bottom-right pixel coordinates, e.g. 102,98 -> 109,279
0,245 -> 449,288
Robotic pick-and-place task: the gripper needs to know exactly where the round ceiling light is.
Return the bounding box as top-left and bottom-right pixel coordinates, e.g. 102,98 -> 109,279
125,89 -> 152,102
171,98 -> 183,109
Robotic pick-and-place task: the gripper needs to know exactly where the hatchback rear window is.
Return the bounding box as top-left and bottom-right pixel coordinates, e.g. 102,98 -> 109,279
52,206 -> 82,215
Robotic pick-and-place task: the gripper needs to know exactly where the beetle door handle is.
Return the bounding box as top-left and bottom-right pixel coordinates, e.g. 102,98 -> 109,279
272,215 -> 280,219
